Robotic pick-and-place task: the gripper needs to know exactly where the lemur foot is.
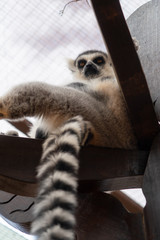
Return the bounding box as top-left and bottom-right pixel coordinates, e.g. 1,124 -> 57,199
64,115 -> 93,146
6,130 -> 19,137
0,130 -> 19,137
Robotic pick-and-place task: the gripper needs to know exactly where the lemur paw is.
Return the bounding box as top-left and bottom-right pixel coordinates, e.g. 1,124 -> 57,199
65,115 -> 93,146
80,120 -> 93,146
6,130 -> 19,137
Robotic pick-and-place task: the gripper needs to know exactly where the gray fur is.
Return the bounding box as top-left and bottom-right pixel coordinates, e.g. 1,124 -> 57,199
0,80 -> 136,148
0,50 -> 137,149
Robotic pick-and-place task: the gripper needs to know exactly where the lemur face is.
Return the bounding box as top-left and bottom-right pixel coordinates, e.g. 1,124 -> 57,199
68,50 -> 114,81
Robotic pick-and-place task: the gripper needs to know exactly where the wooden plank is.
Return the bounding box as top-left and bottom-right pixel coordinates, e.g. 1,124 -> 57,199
78,176 -> 143,193
0,134 -> 148,195
0,188 -> 35,224
127,0 -> 160,121
0,135 -> 42,182
142,133 -> 160,240
90,0 -> 159,148
0,175 -> 37,197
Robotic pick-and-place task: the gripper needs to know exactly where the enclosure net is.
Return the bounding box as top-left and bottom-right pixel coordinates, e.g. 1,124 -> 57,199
0,0 -> 149,90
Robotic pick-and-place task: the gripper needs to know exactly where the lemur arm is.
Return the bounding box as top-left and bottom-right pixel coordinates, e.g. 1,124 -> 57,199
0,82 -> 100,121
0,81 -> 137,148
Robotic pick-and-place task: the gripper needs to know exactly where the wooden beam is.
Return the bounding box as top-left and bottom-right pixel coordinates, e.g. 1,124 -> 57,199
142,133 -> 160,240
90,0 -> 159,148
0,135 -> 149,195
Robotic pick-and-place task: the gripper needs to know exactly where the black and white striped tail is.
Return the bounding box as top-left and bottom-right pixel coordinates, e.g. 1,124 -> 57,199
31,116 -> 91,240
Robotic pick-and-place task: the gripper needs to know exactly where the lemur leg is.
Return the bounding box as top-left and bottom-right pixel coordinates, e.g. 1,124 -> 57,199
0,101 -> 8,119
0,84 -> 40,119
0,82 -> 68,120
0,82 -> 98,120
59,115 -> 93,147
0,94 -> 29,120
0,82 -> 97,145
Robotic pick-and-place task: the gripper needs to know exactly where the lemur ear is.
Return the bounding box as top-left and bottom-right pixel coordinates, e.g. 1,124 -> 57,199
67,58 -> 76,72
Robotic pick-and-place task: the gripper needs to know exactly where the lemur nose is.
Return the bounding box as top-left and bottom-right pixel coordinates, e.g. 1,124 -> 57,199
85,62 -> 94,69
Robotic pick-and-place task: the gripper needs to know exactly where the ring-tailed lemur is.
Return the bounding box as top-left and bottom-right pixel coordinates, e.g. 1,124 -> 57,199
0,50 -> 137,240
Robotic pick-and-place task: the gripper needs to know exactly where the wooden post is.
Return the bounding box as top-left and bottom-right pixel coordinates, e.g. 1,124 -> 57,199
142,133 -> 160,240
90,0 -> 159,148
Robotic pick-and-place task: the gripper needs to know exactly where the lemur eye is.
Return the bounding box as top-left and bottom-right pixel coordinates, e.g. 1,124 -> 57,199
78,59 -> 87,69
93,56 -> 105,65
